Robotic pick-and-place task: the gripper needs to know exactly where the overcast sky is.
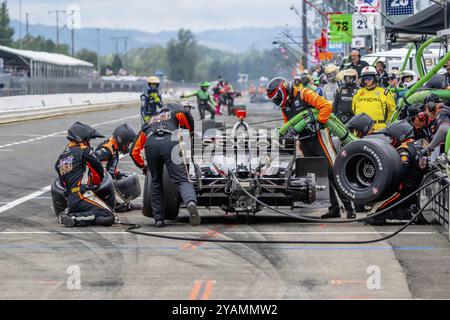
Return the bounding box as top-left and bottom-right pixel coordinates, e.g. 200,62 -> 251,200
8,0 -> 302,32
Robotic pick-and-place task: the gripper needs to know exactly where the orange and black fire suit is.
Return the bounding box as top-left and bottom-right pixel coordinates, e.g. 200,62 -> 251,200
95,138 -> 121,178
284,87 -> 354,214
374,139 -> 426,222
55,142 -> 115,226
130,104 -> 196,222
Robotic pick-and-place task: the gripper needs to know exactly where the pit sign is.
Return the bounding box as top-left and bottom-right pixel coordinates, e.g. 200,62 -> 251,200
386,0 -> 414,16
329,14 -> 353,44
355,0 -> 380,13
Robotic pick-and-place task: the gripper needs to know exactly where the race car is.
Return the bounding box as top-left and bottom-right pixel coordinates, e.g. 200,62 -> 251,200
142,111 -> 330,220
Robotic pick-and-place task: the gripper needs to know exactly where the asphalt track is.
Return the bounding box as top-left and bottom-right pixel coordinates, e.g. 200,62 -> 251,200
1,100 -> 450,299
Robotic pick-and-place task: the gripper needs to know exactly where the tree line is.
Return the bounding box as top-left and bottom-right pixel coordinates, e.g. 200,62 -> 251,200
0,2 -> 291,81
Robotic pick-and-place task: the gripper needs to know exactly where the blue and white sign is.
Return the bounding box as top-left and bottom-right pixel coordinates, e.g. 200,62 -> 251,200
386,0 -> 414,16
328,43 -> 345,53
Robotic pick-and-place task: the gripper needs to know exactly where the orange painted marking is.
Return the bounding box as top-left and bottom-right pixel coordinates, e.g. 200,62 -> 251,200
189,281 -> 202,300
180,224 -> 235,250
201,280 -> 215,300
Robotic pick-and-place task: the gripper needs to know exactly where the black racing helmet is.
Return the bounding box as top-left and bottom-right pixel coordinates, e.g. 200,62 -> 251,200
377,120 -> 414,148
67,122 -> 104,143
266,77 -> 291,108
113,124 -> 137,154
346,113 -> 375,138
406,103 -> 427,121
425,93 -> 443,112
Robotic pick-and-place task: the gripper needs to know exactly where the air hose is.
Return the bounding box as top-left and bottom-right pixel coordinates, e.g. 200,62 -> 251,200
392,49 -> 450,123
416,37 -> 438,79
404,89 -> 450,105
401,43 -> 414,72
123,182 -> 449,245
279,109 -> 357,145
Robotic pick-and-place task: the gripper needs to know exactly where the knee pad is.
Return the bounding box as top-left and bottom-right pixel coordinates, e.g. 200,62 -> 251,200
95,214 -> 115,226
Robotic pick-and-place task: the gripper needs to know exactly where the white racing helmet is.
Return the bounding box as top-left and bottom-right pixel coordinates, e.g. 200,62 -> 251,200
400,70 -> 417,88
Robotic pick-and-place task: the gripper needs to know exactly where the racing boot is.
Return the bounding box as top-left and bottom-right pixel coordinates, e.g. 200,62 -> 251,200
155,220 -> 165,228
127,203 -> 143,211
321,209 -> 341,219
59,213 -> 76,228
363,216 -> 386,226
187,201 -> 201,226
347,209 -> 356,220
58,212 -> 76,228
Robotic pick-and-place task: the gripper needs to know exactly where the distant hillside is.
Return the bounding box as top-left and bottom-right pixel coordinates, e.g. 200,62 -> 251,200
11,20 -> 296,54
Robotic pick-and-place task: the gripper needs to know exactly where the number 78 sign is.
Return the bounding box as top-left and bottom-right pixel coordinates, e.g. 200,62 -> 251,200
386,0 -> 414,16
329,14 -> 353,44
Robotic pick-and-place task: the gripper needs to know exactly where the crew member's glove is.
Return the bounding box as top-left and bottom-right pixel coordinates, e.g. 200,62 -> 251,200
142,167 -> 148,176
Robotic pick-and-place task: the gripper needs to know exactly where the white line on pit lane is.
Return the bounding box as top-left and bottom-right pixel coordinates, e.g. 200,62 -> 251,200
0,186 -> 51,214
0,152 -> 130,214
0,115 -> 139,149
0,149 -> 13,152
0,231 -> 437,235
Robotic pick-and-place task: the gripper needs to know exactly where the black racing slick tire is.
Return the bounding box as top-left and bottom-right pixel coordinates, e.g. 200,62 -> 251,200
94,173 -> 116,210
114,173 -> 141,202
333,138 -> 403,204
51,179 -> 67,217
142,166 -> 181,220
142,171 -> 153,218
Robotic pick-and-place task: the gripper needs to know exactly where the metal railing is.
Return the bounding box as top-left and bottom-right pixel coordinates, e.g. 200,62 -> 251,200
421,169 -> 450,240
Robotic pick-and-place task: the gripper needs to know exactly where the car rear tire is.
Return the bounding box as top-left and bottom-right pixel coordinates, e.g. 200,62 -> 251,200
333,138 -> 402,204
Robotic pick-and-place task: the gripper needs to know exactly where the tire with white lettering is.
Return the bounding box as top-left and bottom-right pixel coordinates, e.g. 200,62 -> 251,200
51,178 -> 67,217
333,138 -> 402,204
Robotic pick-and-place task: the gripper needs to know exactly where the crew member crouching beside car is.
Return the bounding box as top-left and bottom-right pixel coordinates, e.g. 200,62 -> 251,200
95,124 -> 142,212
365,121 -> 428,226
56,122 -> 116,228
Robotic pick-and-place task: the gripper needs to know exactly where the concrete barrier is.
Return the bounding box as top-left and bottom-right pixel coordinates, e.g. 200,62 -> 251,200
0,99 -> 139,125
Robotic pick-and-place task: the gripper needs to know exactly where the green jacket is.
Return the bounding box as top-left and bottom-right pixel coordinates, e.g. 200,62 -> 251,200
184,90 -> 215,106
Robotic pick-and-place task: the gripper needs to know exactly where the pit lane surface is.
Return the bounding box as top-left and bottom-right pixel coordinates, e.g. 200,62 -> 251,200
1,101 -> 450,299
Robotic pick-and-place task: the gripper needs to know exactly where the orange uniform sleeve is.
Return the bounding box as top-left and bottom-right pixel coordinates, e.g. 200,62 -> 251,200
176,113 -> 192,131
301,88 -> 333,124
130,131 -> 147,168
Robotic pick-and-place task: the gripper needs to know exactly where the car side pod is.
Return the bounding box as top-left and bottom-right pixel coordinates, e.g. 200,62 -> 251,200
333,137 -> 403,205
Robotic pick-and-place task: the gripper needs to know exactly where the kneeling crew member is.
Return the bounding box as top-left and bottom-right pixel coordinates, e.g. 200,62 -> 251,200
95,124 -> 142,211
405,104 -> 432,142
420,94 -> 450,157
56,122 -> 116,228
267,77 -> 356,219
367,120 -> 427,225
346,113 -> 375,138
130,103 -> 200,228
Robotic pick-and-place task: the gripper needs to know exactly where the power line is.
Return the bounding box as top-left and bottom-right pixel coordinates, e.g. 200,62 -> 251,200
111,37 -> 131,70
48,10 -> 66,46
